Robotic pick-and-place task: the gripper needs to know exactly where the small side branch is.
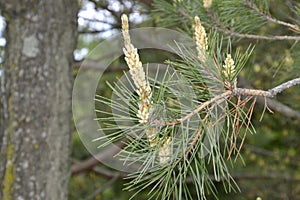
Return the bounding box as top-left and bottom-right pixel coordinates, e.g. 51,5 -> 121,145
269,78 -> 300,97
233,88 -> 271,97
167,77 -> 300,126
234,77 -> 300,97
71,141 -> 124,174
244,0 -> 300,31
165,90 -> 232,126
226,32 -> 300,41
238,77 -> 300,120
205,9 -> 300,41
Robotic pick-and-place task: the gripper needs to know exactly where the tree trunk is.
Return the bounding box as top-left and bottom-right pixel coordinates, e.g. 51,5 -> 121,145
0,1 -> 77,199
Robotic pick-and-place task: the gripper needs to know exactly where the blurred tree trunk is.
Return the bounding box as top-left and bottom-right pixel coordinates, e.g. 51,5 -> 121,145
0,1 -> 77,199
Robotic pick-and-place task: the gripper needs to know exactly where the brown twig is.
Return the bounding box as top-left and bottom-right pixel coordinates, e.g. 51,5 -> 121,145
71,141 -> 125,174
234,77 -> 300,97
164,77 -> 300,127
77,164 -> 300,183
78,16 -> 118,27
238,77 -> 300,120
244,0 -> 300,32
165,90 -> 232,126
78,29 -> 116,34
176,1 -> 300,41
205,7 -> 300,41
167,77 -> 300,159
225,32 -> 300,41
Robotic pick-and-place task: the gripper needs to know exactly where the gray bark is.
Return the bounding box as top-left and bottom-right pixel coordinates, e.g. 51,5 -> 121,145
0,0 -> 77,199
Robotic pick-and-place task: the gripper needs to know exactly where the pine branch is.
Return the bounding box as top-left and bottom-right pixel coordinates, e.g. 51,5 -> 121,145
269,77 -> 300,96
76,163 -> 300,183
264,98 -> 300,120
225,32 -> 300,41
90,7 -> 300,198
92,166 -> 126,178
206,10 -> 300,41
164,91 -> 232,126
234,77 -> 300,97
164,77 -> 300,126
176,77 -> 300,163
238,77 -> 300,120
244,0 -> 300,31
78,29 -> 118,34
176,6 -> 300,41
71,141 -> 125,174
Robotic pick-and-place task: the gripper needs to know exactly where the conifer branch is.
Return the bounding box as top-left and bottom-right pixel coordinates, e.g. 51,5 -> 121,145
165,77 -> 300,126
177,7 -> 300,41
225,32 -> 300,41
238,77 -> 300,120
206,10 -> 300,41
244,0 -> 300,32
234,77 -> 300,97
165,77 -> 300,161
176,2 -> 300,41
165,91 -> 232,126
94,8 -> 300,199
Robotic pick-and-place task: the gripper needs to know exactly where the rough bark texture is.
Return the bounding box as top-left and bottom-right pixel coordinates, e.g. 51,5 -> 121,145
0,1 -> 77,199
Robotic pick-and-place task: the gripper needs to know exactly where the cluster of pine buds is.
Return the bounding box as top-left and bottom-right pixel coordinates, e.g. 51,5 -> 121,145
121,13 -> 236,165
203,0 -> 212,9
193,16 -> 236,88
122,14 -> 172,164
223,54 -> 237,88
194,16 -> 208,61
121,14 -> 152,124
